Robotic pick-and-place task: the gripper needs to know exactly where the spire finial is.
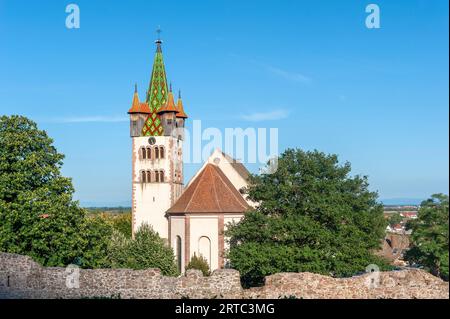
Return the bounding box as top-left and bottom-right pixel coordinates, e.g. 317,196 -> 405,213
155,25 -> 162,47
169,82 -> 172,92
178,89 -> 181,99
134,83 -> 137,93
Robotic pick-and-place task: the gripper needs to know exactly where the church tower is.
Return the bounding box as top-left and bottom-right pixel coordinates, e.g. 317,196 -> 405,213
128,34 -> 188,239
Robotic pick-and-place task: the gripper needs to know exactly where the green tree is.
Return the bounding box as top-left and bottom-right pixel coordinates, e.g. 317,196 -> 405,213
78,216 -> 113,268
226,148 -> 388,287
0,115 -> 114,268
404,194 -> 449,281
107,212 -> 132,238
108,224 -> 179,276
186,253 -> 211,276
387,213 -> 403,228
0,115 -> 87,266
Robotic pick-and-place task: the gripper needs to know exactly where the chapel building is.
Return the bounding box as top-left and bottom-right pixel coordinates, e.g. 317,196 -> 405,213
128,35 -> 251,272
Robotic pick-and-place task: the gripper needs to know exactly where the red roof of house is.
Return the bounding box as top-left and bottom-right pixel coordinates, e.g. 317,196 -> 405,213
401,212 -> 418,217
167,164 -> 250,214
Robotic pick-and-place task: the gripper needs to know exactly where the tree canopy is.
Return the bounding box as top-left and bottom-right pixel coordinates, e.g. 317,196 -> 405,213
107,224 -> 179,276
186,253 -> 211,276
226,148 -> 388,287
0,115 -> 90,266
405,194 -> 449,281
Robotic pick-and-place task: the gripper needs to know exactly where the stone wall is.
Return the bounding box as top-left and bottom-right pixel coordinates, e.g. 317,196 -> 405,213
0,253 -> 448,299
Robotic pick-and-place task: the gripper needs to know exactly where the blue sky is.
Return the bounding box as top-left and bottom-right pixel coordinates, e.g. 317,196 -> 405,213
0,0 -> 448,206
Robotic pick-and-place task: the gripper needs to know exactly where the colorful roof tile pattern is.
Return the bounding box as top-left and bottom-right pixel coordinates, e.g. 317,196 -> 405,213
142,41 -> 169,136
143,109 -> 164,136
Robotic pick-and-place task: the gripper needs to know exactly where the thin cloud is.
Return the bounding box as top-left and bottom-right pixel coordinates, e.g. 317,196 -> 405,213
48,116 -> 128,123
228,53 -> 312,84
241,109 -> 289,122
266,66 -> 312,83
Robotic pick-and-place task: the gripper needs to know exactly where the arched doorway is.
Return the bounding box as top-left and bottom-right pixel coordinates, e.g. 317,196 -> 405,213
198,236 -> 211,269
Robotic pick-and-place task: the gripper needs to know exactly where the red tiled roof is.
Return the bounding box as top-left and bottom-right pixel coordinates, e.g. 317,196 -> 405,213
167,164 -> 250,214
401,212 -> 417,216
128,102 -> 151,114
176,97 -> 188,118
128,91 -> 151,114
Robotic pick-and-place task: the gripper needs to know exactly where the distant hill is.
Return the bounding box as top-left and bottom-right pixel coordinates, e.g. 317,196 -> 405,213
380,198 -> 424,206
79,199 -> 425,207
79,201 -> 131,208
85,207 -> 131,215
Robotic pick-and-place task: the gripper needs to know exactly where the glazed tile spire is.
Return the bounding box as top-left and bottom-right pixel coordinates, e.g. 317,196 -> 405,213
141,32 -> 169,136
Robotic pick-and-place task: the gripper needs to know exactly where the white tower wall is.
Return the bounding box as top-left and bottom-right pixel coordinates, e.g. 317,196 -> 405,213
131,135 -> 183,239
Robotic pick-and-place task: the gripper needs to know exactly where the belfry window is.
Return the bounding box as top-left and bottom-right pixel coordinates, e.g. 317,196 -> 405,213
147,171 -> 152,183
160,146 -> 165,159
155,170 -> 160,183
146,147 -> 152,159
160,170 -> 165,183
141,147 -> 146,160
155,146 -> 160,159
141,171 -> 146,183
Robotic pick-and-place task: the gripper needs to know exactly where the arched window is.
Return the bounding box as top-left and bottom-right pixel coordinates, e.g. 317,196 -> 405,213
141,147 -> 146,160
160,170 -> 165,183
146,147 -> 152,160
155,146 -> 160,159
141,171 -> 146,183
155,170 -> 160,183
198,236 -> 211,270
147,171 -> 152,183
176,236 -> 182,272
159,146 -> 165,159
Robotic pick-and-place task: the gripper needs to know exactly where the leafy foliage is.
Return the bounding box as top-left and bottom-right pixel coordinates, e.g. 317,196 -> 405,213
109,212 -> 132,238
186,253 -> 211,276
78,216 -> 113,268
0,115 -> 89,266
0,116 -> 192,275
404,194 -> 449,281
90,212 -> 132,239
107,224 -> 179,276
226,148 -> 388,287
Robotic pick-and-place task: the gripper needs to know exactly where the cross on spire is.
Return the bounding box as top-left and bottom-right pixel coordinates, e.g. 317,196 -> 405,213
155,26 -> 163,50
156,26 -> 162,40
